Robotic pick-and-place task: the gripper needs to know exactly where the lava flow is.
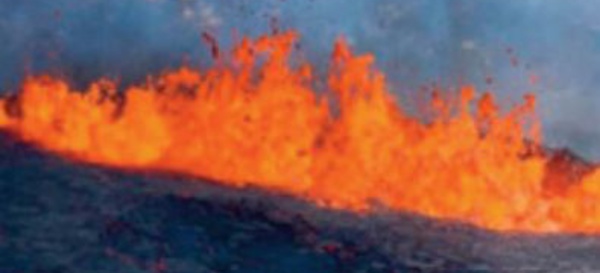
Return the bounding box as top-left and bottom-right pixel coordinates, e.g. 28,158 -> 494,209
1,31 -> 599,233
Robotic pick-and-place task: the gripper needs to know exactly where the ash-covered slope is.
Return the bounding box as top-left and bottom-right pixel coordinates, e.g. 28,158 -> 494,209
0,131 -> 599,273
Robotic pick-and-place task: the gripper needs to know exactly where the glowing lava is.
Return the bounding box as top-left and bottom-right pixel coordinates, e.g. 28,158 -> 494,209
1,31 -> 600,233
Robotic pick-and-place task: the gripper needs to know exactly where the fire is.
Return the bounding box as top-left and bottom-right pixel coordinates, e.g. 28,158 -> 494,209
1,31 -> 600,233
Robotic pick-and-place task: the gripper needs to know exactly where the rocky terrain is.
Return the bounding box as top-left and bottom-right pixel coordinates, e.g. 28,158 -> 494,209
1,131 -> 600,272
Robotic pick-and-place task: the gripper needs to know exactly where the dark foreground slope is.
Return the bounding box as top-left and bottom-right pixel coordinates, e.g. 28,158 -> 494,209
0,132 -> 600,273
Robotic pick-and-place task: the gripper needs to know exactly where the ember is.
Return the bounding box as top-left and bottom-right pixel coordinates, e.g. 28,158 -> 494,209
1,31 -> 599,233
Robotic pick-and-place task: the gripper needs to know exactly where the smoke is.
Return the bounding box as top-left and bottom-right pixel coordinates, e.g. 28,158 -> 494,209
0,0 -> 599,159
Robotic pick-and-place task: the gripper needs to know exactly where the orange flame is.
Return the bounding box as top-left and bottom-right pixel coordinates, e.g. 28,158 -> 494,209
1,31 -> 600,233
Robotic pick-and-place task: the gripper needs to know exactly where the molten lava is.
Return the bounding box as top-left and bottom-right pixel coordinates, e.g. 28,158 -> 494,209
1,31 -> 600,233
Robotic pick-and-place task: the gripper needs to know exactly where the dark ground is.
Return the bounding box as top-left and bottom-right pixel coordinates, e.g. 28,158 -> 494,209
1,131 -> 600,273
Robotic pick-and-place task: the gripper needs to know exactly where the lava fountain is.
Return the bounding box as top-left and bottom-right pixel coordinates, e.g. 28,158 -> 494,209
1,31 -> 599,233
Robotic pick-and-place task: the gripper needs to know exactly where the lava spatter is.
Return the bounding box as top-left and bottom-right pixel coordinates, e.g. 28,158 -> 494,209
1,31 -> 600,233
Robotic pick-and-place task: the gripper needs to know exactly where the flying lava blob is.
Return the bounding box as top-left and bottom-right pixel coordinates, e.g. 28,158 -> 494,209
1,31 -> 600,233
